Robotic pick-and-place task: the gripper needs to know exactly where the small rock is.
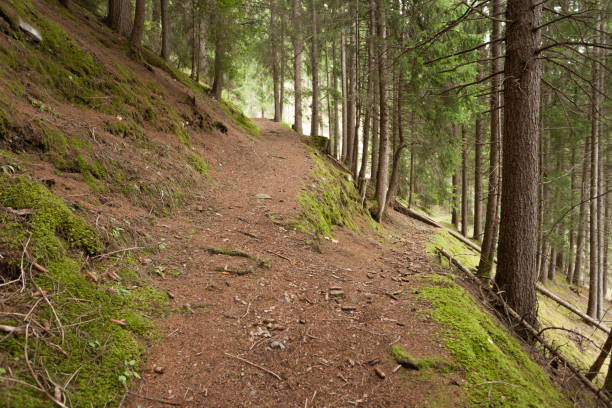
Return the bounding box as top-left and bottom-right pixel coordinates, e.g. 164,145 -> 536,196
298,319 -> 306,324
153,366 -> 165,374
269,341 -> 286,350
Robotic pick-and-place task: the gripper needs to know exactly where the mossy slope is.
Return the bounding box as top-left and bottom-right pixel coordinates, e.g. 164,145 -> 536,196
0,175 -> 167,408
418,275 -> 571,407
296,151 -> 372,239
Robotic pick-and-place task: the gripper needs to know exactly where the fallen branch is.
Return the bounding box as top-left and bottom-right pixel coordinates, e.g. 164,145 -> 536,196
436,248 -> 612,406
536,285 -> 610,334
208,247 -> 270,268
393,203 -> 489,259
399,201 -> 611,335
0,324 -> 24,334
224,352 -> 283,381
92,246 -> 144,260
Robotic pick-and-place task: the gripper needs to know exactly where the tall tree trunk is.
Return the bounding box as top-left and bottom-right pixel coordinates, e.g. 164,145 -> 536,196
461,124 -> 469,237
374,0 -> 389,221
280,21 -> 285,121
451,125 -> 460,229
332,37 -> 339,157
573,128 -> 591,286
474,115 -> 483,239
369,0 -> 379,187
587,10 -> 601,318
477,0 -> 502,278
61,0 -> 72,9
293,0 -> 303,134
271,0 -> 281,122
211,22 -> 226,100
386,70 -> 406,209
350,3 -> 360,177
108,0 -> 133,37
345,14 -> 355,166
160,0 -> 169,60
310,0 -> 319,137
341,27 -> 348,161
129,0 -> 146,59
191,0 -> 198,79
494,0 -> 542,329
567,145 -> 577,282
325,44 -> 332,152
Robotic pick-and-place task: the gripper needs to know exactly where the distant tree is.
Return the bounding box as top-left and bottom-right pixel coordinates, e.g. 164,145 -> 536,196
310,0 -> 319,137
292,0 -> 303,134
374,0 -> 389,221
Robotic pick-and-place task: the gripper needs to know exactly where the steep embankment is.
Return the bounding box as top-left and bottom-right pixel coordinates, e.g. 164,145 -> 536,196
0,1 -> 599,407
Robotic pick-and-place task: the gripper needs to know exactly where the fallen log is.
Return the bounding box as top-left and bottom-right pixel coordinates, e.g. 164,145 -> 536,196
536,284 -> 610,335
393,202 -> 489,258
396,202 -> 608,336
436,247 -> 612,407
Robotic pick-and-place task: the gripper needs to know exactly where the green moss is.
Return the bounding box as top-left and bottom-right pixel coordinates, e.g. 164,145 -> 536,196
174,122 -> 191,147
0,175 -> 102,255
0,175 -> 167,408
417,276 -> 571,407
296,151 -> 371,239
220,99 -> 260,137
187,152 -> 207,176
103,119 -> 145,141
0,106 -> 11,137
426,230 -> 482,272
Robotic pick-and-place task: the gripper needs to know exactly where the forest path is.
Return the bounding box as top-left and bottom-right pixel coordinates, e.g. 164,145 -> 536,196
125,120 -> 466,407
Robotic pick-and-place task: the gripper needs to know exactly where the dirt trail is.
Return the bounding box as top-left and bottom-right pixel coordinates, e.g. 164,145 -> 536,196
125,120 -> 465,407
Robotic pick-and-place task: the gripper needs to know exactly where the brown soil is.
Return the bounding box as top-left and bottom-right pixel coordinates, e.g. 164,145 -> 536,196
116,120 -> 467,408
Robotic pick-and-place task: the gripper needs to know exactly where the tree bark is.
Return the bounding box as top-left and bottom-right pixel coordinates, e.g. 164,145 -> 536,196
332,37 -> 339,157
474,115 -> 483,240
271,0 -> 281,122
451,124 -> 460,229
160,0 -> 169,60
212,22 -> 226,100
129,0 -> 146,59
293,0 -> 303,134
461,124 -> 468,237
477,0 -> 501,278
369,0 -> 379,187
310,0 -> 319,138
374,0 -> 389,221
587,10 -> 601,318
340,26 -> 348,161
566,145 -> 577,283
573,129 -> 590,286
108,0 -> 133,37
61,0 -> 72,9
494,0 -> 542,330
349,3 -> 359,175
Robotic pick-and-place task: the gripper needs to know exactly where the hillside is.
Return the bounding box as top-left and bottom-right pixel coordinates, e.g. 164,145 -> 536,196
0,1 -> 606,407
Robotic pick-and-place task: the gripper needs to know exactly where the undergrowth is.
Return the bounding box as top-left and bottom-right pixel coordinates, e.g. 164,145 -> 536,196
0,175 -> 167,408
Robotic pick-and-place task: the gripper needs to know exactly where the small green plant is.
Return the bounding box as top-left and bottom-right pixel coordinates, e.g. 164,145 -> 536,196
158,240 -> 167,250
118,360 -> 140,384
153,265 -> 164,277
111,226 -> 124,238
88,340 -> 101,349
